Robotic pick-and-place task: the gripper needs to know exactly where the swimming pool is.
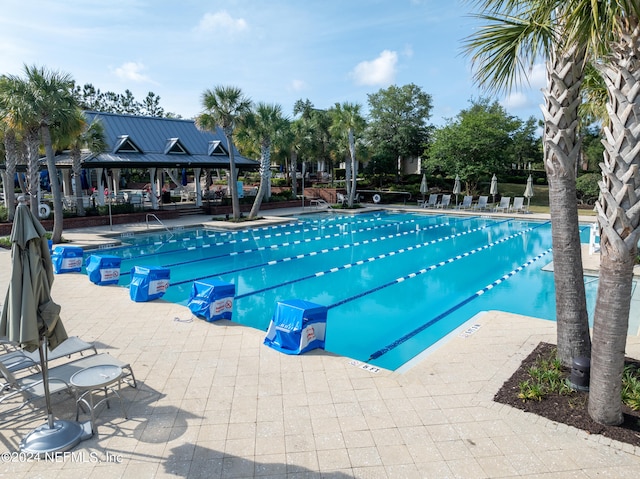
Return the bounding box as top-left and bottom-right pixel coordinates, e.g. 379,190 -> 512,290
87,211 -> 596,370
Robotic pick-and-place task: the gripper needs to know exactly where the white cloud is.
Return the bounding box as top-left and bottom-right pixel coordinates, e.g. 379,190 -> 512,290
290,79 -> 307,91
350,50 -> 398,86
528,62 -> 546,89
113,62 -> 153,83
194,11 -> 248,34
501,91 -> 529,109
402,44 -> 414,58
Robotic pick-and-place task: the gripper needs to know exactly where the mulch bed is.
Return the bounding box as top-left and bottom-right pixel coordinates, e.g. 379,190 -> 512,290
494,342 -> 640,447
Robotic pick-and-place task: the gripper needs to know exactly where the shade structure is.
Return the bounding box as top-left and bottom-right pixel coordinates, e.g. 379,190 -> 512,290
0,197 -> 89,454
490,174 -> 498,202
524,174 -> 534,210
452,175 -> 461,205
419,174 -> 428,200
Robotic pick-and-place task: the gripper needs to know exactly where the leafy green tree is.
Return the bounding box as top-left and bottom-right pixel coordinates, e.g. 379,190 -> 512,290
425,98 -> 524,194
72,82 -> 174,118
197,86 -> 252,220
365,83 -> 433,179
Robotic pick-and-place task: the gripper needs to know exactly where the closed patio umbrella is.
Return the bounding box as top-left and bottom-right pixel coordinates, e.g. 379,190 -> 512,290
419,173 -> 428,201
524,174 -> 534,211
490,174 -> 498,204
0,197 -> 89,454
452,174 -> 461,206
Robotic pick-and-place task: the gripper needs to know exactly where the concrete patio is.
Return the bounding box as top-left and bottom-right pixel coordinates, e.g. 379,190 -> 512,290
1,208 -> 639,478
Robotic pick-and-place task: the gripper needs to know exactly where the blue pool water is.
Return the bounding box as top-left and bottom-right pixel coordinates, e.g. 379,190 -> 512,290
85,211 -> 595,370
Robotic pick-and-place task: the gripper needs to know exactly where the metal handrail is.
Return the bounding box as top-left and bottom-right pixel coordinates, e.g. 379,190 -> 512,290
146,213 -> 173,239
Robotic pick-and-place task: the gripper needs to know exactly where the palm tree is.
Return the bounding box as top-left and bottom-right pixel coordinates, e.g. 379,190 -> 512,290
22,65 -> 79,243
464,0 -> 591,367
568,2 -> 640,426
197,86 -> 252,220
329,102 -> 366,207
65,112 -> 107,216
240,103 -> 287,219
0,74 -> 41,218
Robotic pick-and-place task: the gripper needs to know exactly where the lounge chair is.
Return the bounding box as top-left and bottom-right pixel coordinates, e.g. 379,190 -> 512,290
494,196 -> 511,213
0,336 -> 97,375
0,352 -> 135,424
436,194 -> 451,209
457,195 -> 473,209
472,196 -> 488,211
510,196 -> 526,213
422,194 -> 439,208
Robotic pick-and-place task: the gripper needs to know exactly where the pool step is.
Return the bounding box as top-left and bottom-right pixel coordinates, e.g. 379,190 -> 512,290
176,206 -> 206,217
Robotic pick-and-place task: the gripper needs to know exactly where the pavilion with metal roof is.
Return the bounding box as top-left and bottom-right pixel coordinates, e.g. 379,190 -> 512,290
56,111 -> 259,209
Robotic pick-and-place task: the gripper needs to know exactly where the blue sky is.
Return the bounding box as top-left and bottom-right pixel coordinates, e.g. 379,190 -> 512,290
1,0 -> 546,126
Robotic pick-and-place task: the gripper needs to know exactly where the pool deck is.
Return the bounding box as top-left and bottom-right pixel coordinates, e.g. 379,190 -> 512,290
1,206 -> 640,478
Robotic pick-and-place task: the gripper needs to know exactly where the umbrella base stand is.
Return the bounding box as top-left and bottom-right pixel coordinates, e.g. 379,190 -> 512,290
20,419 -> 92,456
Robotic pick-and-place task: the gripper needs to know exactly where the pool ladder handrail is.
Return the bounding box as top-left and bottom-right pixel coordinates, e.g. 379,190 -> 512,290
146,213 -> 174,239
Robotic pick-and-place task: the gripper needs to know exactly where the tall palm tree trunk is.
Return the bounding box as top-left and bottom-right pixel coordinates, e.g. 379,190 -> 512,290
41,124 -> 64,243
3,128 -> 18,221
25,128 -> 40,218
71,146 -> 86,216
223,128 -> 241,220
250,141 -> 270,218
588,17 -> 640,426
542,40 -> 591,367
348,128 -> 357,207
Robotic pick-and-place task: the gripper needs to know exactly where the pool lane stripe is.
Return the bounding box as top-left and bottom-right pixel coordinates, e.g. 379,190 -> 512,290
365,245 -> 553,361
327,221 -> 546,310
122,215 -> 459,277
233,219 -> 514,299
170,221 -> 454,286
116,213 -> 407,261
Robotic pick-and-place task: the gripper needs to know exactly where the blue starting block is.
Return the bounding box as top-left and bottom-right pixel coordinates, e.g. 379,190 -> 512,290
51,246 -> 84,274
85,255 -> 122,285
187,279 -> 235,322
263,299 -> 327,355
129,265 -> 170,302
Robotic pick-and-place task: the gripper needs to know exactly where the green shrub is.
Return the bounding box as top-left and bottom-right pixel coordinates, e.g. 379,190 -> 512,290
576,173 -> 600,205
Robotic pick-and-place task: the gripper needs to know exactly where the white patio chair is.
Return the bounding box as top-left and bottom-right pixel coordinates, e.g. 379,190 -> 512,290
494,196 -> 511,213
472,196 -> 488,211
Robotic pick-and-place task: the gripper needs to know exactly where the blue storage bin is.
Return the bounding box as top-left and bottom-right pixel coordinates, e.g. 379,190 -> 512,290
51,246 -> 84,274
85,255 -> 122,285
263,299 -> 327,355
129,265 -> 170,302
187,279 -> 235,322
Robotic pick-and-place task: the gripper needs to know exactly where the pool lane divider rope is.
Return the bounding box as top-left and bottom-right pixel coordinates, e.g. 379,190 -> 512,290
118,213 -> 408,261
234,218 -> 515,300
365,242 -> 552,361
122,215 -> 460,278
170,221 -> 452,286
327,220 -> 546,310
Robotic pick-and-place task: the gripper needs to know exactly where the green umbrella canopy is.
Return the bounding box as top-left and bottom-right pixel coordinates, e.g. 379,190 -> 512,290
0,200 -> 67,353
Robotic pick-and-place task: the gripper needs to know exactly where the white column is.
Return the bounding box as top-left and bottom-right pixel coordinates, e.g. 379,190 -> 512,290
194,168 -> 202,207
96,168 -> 105,206
149,168 -> 158,210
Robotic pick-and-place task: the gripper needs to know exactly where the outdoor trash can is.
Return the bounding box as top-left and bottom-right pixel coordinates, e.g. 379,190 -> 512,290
85,255 -> 122,285
187,279 -> 235,322
129,265 -> 170,302
263,299 -> 327,355
52,246 -> 84,274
